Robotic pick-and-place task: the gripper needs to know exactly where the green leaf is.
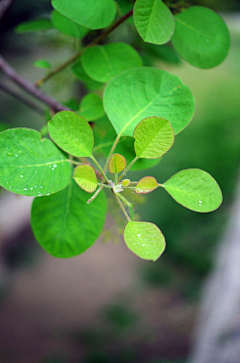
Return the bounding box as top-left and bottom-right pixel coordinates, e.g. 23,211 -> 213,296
171,6 -> 230,68
78,94 -> 105,121
133,0 -> 175,45
74,164 -> 98,193
135,176 -> 158,194
31,179 -> 107,258
33,59 -> 51,69
71,59 -> 104,90
15,19 -> 52,33
109,153 -> 126,174
124,221 -> 165,261
51,10 -> 89,38
0,128 -> 71,197
134,117 -> 174,159
93,116 -> 160,171
122,179 -> 130,187
81,43 -> 142,83
104,67 -> 195,136
117,0 -> 133,24
146,44 -> 181,64
48,111 -> 94,157
51,0 -> 117,30
163,169 -> 223,212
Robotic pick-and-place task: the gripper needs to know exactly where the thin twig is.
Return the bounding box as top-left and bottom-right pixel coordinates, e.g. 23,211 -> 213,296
0,55 -> 70,112
0,82 -> 45,116
0,0 -> 14,20
35,9 -> 133,87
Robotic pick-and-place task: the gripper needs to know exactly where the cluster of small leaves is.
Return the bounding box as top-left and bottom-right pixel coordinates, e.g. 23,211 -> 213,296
0,109 -> 222,260
1,0 -> 229,261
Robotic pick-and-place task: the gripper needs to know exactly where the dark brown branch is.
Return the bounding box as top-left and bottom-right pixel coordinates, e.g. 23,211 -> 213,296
0,82 -> 45,116
35,9 -> 134,87
0,55 -> 70,112
0,0 -> 14,20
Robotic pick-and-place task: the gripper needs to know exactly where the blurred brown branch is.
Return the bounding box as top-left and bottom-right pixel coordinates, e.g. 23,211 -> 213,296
0,55 -> 70,112
0,0 -> 14,21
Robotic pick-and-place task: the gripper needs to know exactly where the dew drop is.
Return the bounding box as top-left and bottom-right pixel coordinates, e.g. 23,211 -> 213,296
53,164 -> 57,168
7,151 -> 13,156
137,233 -> 141,238
34,185 -> 37,188
198,200 -> 202,206
30,187 -> 33,190
15,154 -> 18,158
38,192 -> 42,196
35,171 -> 38,174
39,186 -> 43,189
20,175 -> 23,178
23,187 -> 28,191
46,193 -> 50,196
51,168 -> 55,170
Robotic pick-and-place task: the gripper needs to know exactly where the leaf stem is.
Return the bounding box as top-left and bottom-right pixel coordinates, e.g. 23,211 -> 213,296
35,9 -> 133,87
98,183 -> 112,188
90,155 -> 109,183
118,192 -> 132,207
87,186 -> 103,204
118,156 -> 138,181
104,134 -> 121,172
113,191 -> 131,222
68,159 -> 80,166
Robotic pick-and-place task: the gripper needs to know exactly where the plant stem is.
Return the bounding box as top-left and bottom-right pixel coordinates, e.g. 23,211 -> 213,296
87,186 -> 103,204
104,134 -> 121,172
90,155 -> 109,183
0,55 -> 70,112
68,160 -> 81,166
35,9 -> 133,87
118,156 -> 138,182
118,193 -> 132,207
98,183 -> 112,188
113,191 -> 131,222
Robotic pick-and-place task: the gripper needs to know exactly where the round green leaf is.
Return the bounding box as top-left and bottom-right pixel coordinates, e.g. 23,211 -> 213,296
81,43 -> 142,83
135,176 -> 158,194
133,0 -> 175,45
134,117 -> 174,159
71,60 -> 104,90
51,0 -> 117,30
31,179 -> 107,258
78,94 -> 105,121
124,221 -> 165,261
0,128 -> 71,197
104,67 -> 195,136
163,169 -> 223,212
171,6 -> 230,69
74,164 -> 98,193
48,111 -> 94,157
33,59 -> 51,69
108,153 -> 126,174
51,10 -> 89,38
15,19 -> 52,33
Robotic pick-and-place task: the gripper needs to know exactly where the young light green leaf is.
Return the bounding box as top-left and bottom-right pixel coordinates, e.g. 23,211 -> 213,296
74,164 -> 98,193
0,128 -> 71,197
93,116 -> 160,171
81,43 -> 142,83
71,60 -> 104,90
104,67 -> 195,136
31,179 -> 107,258
33,60 -> 51,69
51,10 -> 89,38
171,6 -> 230,68
15,19 -> 52,33
78,94 -> 105,121
133,0 -> 175,45
135,176 -> 158,194
108,153 -> 126,174
122,179 -> 130,187
124,221 -> 165,261
163,169 -> 223,212
134,117 -> 174,159
48,111 -> 94,157
51,0 -> 116,30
